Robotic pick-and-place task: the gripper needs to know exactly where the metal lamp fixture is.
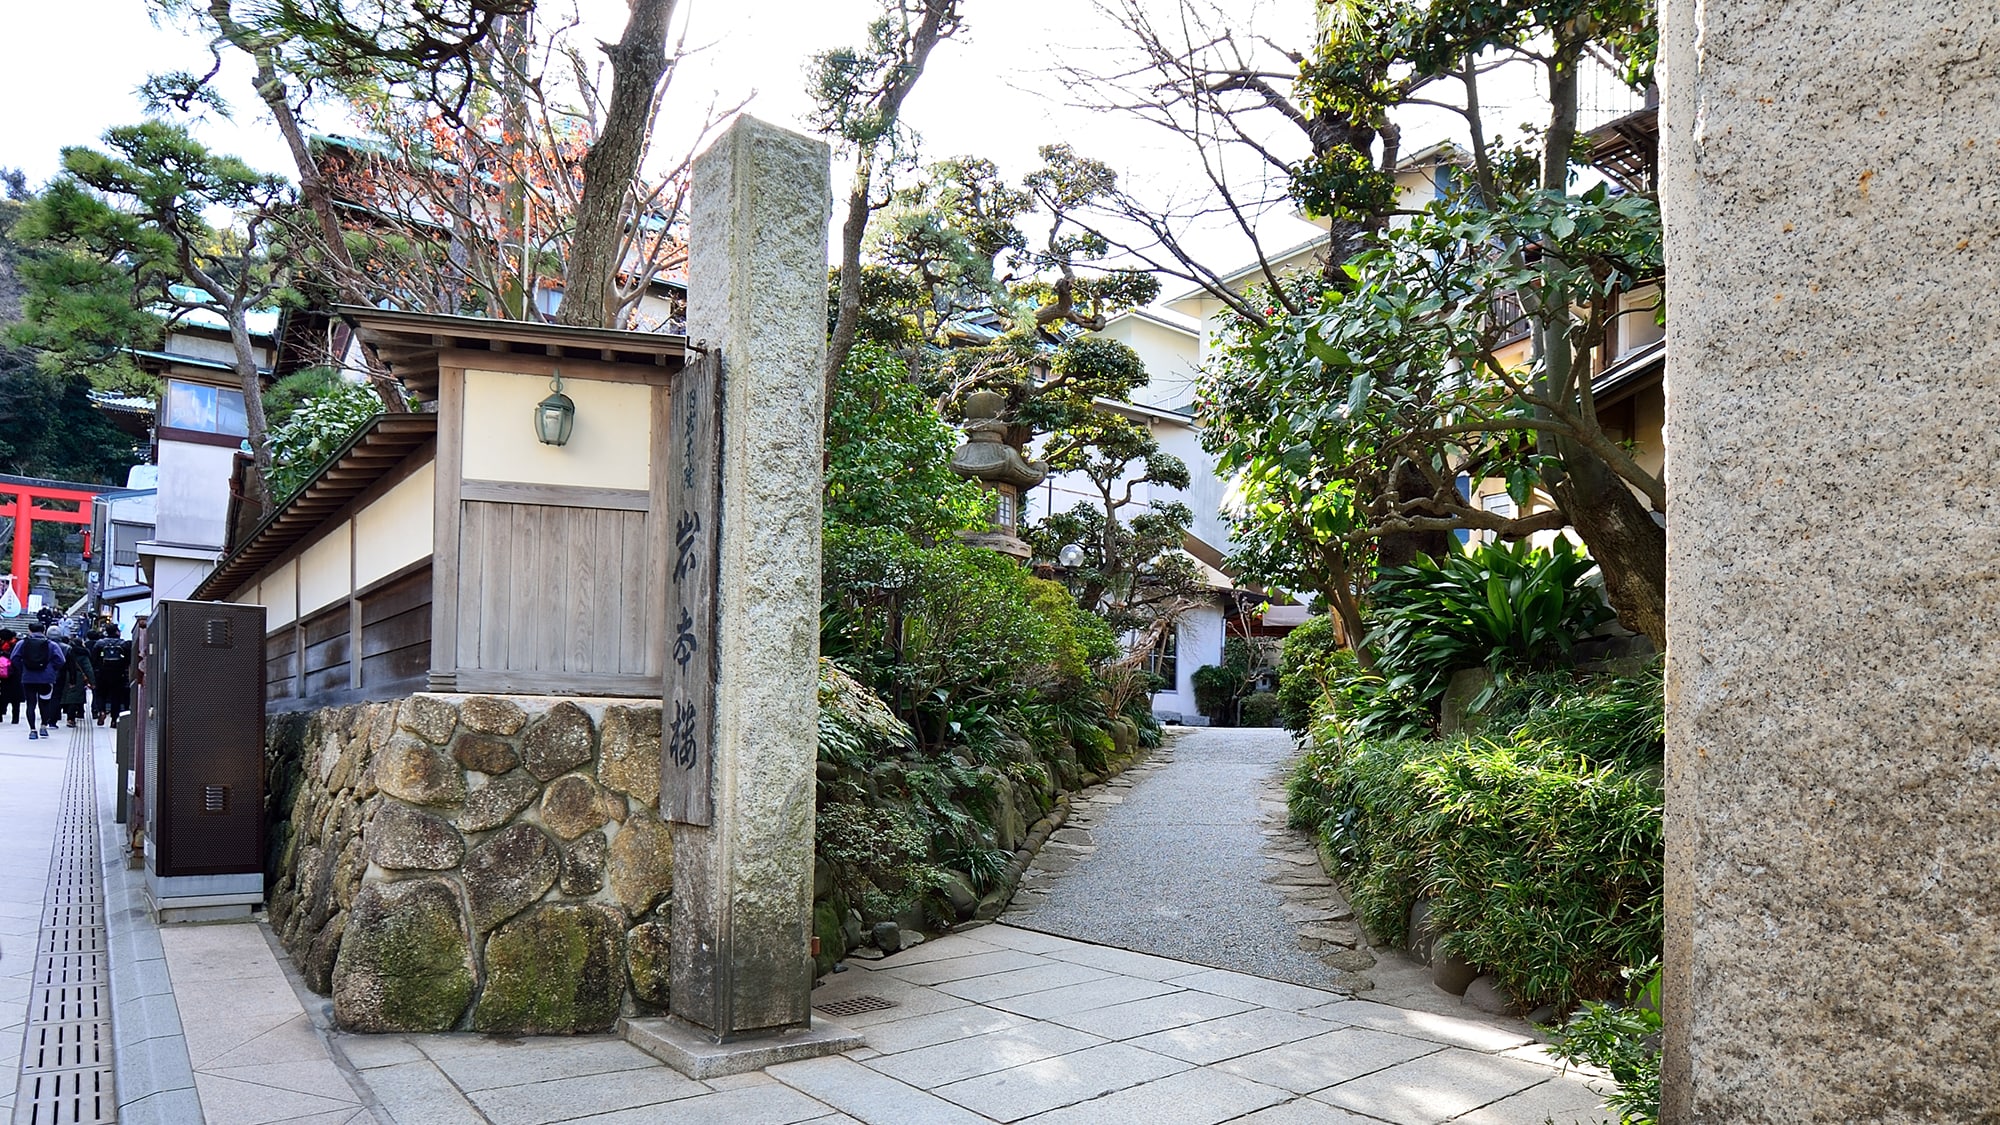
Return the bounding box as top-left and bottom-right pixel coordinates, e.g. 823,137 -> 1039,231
535,371 -> 576,446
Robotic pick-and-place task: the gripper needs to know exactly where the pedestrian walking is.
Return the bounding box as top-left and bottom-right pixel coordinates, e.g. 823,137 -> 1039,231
0,629 -> 19,724
15,622 -> 64,740
58,629 -> 93,727
90,623 -> 131,725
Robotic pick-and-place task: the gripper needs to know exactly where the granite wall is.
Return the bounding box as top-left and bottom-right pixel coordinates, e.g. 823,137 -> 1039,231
267,694 -> 674,1034
1660,0 -> 2000,1116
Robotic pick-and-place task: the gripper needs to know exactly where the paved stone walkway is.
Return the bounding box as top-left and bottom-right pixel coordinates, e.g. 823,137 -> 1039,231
1003,728 -> 1368,990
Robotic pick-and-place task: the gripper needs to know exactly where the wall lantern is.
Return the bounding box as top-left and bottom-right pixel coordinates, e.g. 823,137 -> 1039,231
535,371 -> 576,446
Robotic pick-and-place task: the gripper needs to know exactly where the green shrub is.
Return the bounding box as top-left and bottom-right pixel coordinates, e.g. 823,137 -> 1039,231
1277,614 -> 1349,733
1369,538 -> 1613,704
1550,961 -> 1663,1124
1239,692 -> 1282,727
1290,673 -> 1664,1010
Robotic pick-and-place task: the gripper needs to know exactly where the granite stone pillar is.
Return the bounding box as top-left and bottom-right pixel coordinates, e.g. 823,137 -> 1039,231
1660,3 -> 2000,1118
669,115 -> 831,1039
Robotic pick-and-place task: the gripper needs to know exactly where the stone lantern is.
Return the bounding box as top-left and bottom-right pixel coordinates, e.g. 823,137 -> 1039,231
949,389 -> 1046,560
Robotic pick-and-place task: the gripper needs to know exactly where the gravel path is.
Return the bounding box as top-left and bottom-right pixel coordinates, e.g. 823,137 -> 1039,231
1002,726 -> 1373,993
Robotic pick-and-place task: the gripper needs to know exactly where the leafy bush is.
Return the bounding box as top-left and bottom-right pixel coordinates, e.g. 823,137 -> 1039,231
1369,538 -> 1613,703
825,342 -> 990,541
1277,614 -> 1348,733
266,375 -> 382,502
1290,672 -> 1664,1010
1550,961 -> 1663,1125
1191,637 -> 1257,724
1239,692 -> 1282,727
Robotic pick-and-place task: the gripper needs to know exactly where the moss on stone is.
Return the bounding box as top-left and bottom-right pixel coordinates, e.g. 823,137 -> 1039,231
332,879 -> 474,1032
472,904 -> 625,1034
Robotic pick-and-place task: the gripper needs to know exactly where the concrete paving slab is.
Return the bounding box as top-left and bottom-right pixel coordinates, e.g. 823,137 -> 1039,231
932,1041 -> 1189,1122
862,1021 -> 1104,1088
1015,1065 -> 1289,1125
1310,1047 -> 1555,1124
464,1064 -> 710,1124
879,949 -> 1051,986
1128,1008 -> 1347,1066
1304,1001 -> 1534,1053
768,1055 -> 994,1125
855,1005 -> 1031,1055
1214,1026 -> 1444,1093
932,960 -> 1113,1003
1044,989 -> 1257,1040
985,975 -> 1181,1021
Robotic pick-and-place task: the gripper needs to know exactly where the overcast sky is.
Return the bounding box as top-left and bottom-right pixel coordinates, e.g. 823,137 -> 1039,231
2,2 -> 1623,299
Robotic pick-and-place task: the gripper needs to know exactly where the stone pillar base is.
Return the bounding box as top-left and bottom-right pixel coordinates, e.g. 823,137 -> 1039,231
620,1015 -> 862,1079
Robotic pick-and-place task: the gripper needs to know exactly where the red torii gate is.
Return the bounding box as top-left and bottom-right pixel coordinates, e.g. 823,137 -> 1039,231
0,475 -> 103,605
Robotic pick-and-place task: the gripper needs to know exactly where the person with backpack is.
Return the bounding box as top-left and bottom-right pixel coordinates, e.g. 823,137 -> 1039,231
90,623 -> 131,726
58,628 -> 93,727
17,622 -> 63,741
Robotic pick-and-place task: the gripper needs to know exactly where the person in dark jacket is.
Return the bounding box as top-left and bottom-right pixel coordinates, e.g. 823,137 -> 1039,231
16,622 -> 64,740
0,629 -> 19,723
58,629 -> 93,727
90,624 -> 131,725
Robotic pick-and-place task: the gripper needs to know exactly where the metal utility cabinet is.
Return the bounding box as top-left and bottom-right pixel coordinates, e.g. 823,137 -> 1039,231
143,598 -> 267,921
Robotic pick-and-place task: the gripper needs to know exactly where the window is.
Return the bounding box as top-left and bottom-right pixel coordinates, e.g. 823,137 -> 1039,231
162,380 -> 249,438
1148,630 -> 1179,687
994,486 -> 1016,532
1481,491 -> 1517,544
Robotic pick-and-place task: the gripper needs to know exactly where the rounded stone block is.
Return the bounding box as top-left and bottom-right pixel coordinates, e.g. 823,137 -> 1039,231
472,903 -> 626,1034
463,822 -> 559,933
453,734 -> 520,776
523,702 -> 596,781
456,773 -> 540,833
400,694 -> 460,745
374,732 -> 466,807
332,879 -> 474,1032
597,705 -> 662,808
541,775 -> 614,841
608,815 -> 673,917
627,919 -> 672,1008
560,831 -> 609,897
370,802 -> 466,871
460,695 -> 528,736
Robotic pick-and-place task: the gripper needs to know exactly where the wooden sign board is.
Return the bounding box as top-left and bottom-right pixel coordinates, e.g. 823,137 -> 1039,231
660,348 -> 722,825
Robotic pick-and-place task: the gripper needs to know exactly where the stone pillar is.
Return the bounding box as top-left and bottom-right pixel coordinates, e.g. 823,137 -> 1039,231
670,115 -> 831,1039
1660,3 -> 2000,1119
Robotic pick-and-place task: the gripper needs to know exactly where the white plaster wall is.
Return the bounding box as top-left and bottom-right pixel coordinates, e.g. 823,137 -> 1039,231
1094,316 -> 1202,411
1152,601 -> 1224,720
460,369 -> 652,490
153,440 -> 239,549
150,557 -> 213,603
353,462 -> 436,588
297,521 -> 352,615
261,559 -> 298,629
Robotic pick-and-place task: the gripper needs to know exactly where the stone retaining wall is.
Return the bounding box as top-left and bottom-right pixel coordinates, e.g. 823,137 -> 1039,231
266,694 -> 673,1034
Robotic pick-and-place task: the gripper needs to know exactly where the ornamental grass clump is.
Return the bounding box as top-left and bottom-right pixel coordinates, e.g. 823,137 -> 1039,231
1289,671 -> 1664,1011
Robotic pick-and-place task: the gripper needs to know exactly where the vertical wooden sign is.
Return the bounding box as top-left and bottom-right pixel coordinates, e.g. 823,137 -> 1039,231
661,348 -> 721,825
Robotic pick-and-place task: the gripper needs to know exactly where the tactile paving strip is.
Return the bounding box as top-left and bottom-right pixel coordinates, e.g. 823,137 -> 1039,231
12,725 -> 117,1125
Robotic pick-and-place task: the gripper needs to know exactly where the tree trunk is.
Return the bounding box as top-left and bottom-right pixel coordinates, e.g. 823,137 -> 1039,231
1546,445 -> 1667,648
824,152 -> 875,406
226,312 -> 275,520
557,0 -> 680,328
208,1 -> 410,411
821,0 -> 961,390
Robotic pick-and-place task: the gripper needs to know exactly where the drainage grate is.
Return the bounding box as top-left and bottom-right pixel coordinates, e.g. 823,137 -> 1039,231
814,995 -> 899,1018
13,725 -> 118,1125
